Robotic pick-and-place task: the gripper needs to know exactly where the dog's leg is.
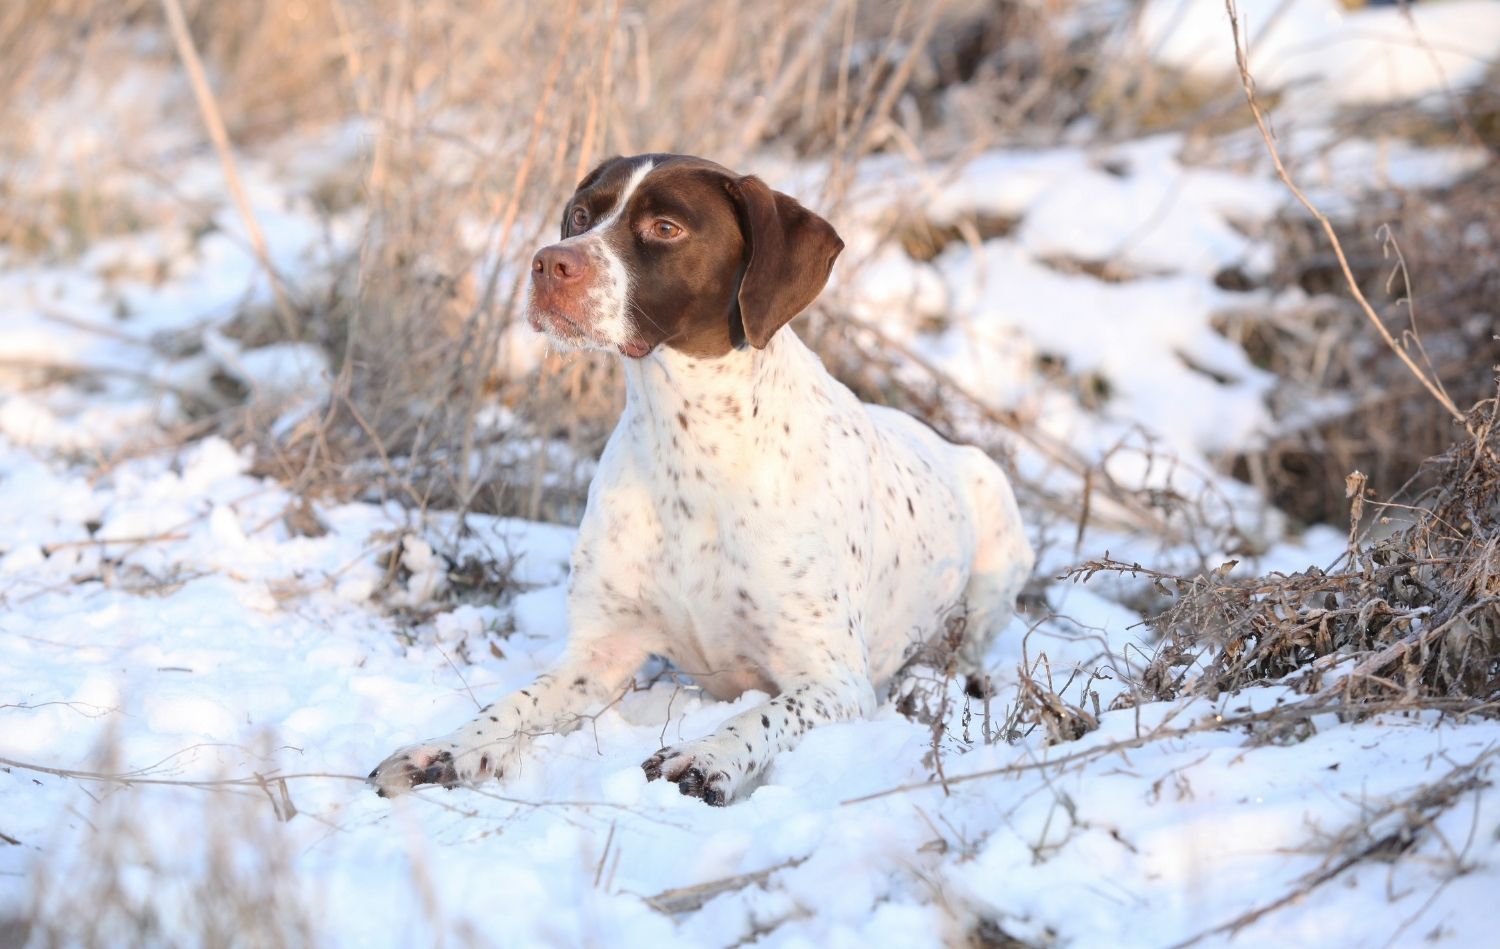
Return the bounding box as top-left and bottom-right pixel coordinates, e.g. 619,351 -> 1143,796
642,654 -> 876,805
368,638 -> 648,797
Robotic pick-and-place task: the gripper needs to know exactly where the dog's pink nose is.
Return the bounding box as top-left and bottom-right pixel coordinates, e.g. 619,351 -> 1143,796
532,245 -> 588,283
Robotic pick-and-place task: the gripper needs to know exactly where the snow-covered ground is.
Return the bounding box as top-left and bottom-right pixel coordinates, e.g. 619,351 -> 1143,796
4,1 -> 1500,946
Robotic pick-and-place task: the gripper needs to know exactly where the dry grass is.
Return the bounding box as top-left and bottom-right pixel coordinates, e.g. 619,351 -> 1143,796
1034,6 -> 1500,724
1081,386 -> 1500,717
1223,163 -> 1500,526
1,0 -> 1491,712
1166,744 -> 1496,949
9,737 -> 317,949
0,0 -> 1171,526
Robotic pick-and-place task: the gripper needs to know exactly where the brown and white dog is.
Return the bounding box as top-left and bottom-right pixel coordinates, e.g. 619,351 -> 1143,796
368,154 -> 1033,805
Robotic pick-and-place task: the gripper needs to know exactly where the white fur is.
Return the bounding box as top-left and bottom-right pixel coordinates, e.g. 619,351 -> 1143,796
370,326 -> 1034,804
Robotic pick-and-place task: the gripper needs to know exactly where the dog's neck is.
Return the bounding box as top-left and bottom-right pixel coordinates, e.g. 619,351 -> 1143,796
619,330 -> 824,449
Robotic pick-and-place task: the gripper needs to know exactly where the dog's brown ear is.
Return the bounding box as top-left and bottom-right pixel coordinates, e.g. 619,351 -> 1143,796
727,175 -> 843,349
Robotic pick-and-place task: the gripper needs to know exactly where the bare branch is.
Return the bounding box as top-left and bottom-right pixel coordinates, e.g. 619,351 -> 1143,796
158,0 -> 300,342
1223,0 -> 1465,425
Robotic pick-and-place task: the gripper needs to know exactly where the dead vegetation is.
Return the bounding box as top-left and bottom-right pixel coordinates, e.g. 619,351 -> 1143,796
10,738 -> 317,949
1074,386 -> 1500,719
1034,3 -> 1500,735
875,10 -> 1500,868
0,0 -> 1235,529
1,0 -> 1492,737
1223,162 -> 1500,527
1166,744 -> 1497,949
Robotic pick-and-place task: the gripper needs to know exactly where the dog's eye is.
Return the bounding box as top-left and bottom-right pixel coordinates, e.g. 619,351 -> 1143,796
570,206 -> 590,233
651,220 -> 683,240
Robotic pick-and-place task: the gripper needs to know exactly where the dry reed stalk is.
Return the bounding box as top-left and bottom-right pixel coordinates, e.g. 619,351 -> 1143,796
1224,0 -> 1464,427
644,857 -> 806,915
158,0 -> 300,342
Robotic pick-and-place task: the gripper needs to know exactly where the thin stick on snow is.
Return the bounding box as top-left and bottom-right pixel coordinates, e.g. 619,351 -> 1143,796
841,311 -> 1174,538
159,0 -> 300,341
40,531 -> 189,555
0,754 -> 668,818
1224,0 -> 1463,425
841,696 -> 1499,805
0,754 -> 364,789
643,857 -> 806,915
434,643 -> 483,711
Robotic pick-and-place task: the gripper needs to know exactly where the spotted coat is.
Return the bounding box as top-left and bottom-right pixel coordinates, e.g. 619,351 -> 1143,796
368,155 -> 1033,804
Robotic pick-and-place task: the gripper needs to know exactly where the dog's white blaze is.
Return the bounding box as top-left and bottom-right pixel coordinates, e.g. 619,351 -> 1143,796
587,159 -> 653,345
533,158 -> 653,352
595,159 -> 653,233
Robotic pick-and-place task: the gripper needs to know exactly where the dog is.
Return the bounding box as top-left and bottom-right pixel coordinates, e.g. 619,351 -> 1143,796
368,154 -> 1033,805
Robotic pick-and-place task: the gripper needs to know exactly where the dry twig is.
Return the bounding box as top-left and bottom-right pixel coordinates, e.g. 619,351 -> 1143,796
642,857 -> 806,915
1224,0 -> 1464,427
158,0 -> 299,341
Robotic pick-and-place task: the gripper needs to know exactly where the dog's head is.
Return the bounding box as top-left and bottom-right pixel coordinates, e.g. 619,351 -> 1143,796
524,154 -> 843,360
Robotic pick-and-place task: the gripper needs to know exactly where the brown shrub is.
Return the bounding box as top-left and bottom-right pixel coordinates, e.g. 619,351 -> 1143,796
1081,385 -> 1500,714
1223,164 -> 1500,527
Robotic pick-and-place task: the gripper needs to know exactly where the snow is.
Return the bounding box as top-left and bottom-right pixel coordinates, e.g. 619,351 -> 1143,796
1140,0 -> 1500,107
15,499 -> 1492,948
5,9 -> 1500,948
937,242 -> 1275,456
1012,151 -> 1281,278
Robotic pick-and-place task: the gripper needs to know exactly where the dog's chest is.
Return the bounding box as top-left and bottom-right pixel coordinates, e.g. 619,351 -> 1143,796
631,400 -> 834,590
574,334 -> 977,696
603,383 -> 857,670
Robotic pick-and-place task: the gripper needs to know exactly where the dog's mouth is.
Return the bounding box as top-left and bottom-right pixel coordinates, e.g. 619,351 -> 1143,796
541,308 -> 589,340
526,304 -> 653,360
523,302 -> 595,345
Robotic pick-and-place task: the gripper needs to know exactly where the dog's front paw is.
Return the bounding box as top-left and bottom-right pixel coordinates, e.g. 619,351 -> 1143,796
366,740 -> 499,798
641,741 -> 744,806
